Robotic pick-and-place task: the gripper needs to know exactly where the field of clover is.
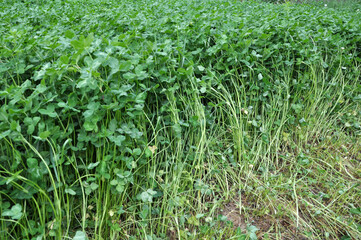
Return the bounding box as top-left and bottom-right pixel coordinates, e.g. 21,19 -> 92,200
1,0 -> 361,239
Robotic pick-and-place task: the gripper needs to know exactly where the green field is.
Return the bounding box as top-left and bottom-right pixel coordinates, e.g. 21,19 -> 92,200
1,0 -> 361,239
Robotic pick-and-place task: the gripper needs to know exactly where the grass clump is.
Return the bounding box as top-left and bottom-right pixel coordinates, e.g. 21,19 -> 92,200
0,0 -> 360,239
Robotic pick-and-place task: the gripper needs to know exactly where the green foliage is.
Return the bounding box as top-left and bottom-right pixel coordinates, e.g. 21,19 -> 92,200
1,204 -> 23,220
72,231 -> 88,240
0,0 -> 360,239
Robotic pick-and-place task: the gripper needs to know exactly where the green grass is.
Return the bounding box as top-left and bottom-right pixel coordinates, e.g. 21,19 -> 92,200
0,0 -> 361,239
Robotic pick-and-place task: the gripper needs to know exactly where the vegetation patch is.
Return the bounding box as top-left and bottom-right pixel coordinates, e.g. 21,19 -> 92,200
0,0 -> 360,239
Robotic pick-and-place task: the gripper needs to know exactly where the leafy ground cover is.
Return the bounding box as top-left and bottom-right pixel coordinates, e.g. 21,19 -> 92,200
1,0 -> 361,239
